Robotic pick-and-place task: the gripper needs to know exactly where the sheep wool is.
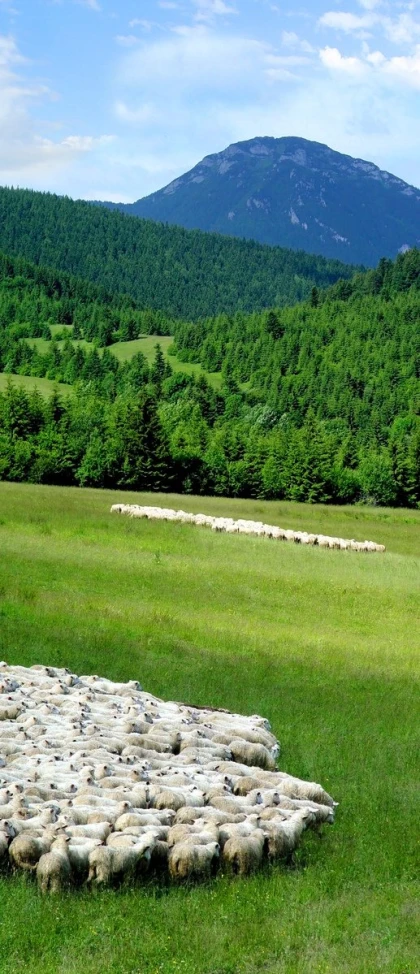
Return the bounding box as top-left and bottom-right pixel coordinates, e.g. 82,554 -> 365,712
0,662 -> 336,891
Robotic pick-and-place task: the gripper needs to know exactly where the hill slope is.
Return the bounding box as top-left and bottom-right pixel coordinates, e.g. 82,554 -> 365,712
0,248 -> 418,507
0,186 -> 354,319
100,136 -> 420,267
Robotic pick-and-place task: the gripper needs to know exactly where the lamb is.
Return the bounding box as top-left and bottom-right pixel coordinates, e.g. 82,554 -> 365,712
168,840 -> 220,881
36,836 -> 71,893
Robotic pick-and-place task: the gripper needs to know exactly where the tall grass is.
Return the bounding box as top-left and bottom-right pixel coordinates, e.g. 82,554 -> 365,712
0,483 -> 418,974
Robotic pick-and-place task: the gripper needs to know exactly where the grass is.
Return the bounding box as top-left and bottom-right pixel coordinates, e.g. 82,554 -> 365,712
109,336 -> 223,389
0,483 -> 419,974
27,333 -> 223,390
0,373 -> 72,397
29,337 -> 95,355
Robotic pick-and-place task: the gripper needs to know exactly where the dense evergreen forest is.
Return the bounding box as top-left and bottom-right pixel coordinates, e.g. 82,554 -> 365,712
0,187 -> 355,319
0,248 -> 419,507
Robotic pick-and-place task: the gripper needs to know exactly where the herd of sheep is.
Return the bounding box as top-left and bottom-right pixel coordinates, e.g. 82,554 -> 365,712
0,663 -> 336,892
110,505 -> 386,553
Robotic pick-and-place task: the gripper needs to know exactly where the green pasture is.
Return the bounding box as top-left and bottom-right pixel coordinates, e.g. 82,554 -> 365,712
0,373 -> 72,397
29,336 -> 94,355
112,336 -> 222,388
27,332 -> 223,389
0,483 -> 418,974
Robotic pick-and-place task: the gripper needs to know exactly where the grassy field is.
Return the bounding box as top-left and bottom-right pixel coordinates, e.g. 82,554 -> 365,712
28,333 -> 223,389
0,373 -> 72,397
0,483 -> 418,974
29,337 -> 95,355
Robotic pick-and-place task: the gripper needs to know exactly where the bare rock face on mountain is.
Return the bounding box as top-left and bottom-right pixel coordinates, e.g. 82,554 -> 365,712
99,136 -> 420,267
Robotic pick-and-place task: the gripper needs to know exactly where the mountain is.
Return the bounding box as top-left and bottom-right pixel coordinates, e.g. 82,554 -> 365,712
98,137 -> 420,267
0,187 -> 355,319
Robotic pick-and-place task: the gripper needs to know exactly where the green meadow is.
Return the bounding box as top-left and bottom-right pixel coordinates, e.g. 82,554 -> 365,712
26,332 -> 223,389
0,373 -> 72,397
0,483 -> 418,974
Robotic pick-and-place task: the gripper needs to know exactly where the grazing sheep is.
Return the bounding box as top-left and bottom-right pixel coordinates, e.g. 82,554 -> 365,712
110,505 -> 384,553
265,808 -> 315,860
0,662 -> 336,888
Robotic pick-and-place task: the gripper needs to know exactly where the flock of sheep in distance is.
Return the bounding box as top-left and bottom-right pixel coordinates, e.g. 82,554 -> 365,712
111,505 -> 386,552
0,663 -> 336,892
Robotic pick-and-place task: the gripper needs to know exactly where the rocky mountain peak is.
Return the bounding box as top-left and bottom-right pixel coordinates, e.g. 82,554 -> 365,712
96,137 -> 420,266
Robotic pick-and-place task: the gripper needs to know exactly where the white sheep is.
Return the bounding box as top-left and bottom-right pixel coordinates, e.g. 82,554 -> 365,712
0,662 -> 335,888
168,840 -> 220,881
36,836 -> 71,893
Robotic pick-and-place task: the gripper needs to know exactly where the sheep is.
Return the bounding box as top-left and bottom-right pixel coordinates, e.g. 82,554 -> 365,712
110,505 -> 384,553
168,840 -> 220,881
0,661 -> 336,887
88,834 -> 156,885
36,836 -> 71,893
65,822 -> 111,842
67,840 -> 103,881
167,822 -> 219,847
232,776 -> 267,797
222,829 -> 266,876
0,821 -> 15,859
9,830 -> 56,871
230,740 -> 276,771
265,808 -> 315,861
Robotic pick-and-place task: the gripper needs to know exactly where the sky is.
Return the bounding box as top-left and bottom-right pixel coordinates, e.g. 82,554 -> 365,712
1,0 -> 420,202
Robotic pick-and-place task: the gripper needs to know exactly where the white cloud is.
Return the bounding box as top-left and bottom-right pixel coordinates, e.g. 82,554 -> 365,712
320,8 -> 420,45
357,0 -> 383,8
281,31 -> 315,53
116,35 -> 141,47
120,25 -> 271,94
319,12 -> 374,33
0,33 -> 112,189
114,101 -> 158,124
382,44 -> 420,86
366,49 -> 386,65
128,19 -> 156,32
383,13 -> 420,44
319,46 -> 367,75
192,0 -> 236,21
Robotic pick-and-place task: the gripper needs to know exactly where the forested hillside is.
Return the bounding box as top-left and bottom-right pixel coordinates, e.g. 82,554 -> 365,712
0,187 -> 355,318
0,249 -> 418,507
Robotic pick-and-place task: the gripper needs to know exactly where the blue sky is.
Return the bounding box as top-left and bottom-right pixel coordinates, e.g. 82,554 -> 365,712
1,0 -> 420,201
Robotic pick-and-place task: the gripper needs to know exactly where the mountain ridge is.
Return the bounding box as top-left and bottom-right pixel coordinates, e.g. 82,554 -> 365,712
96,136 -> 420,267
